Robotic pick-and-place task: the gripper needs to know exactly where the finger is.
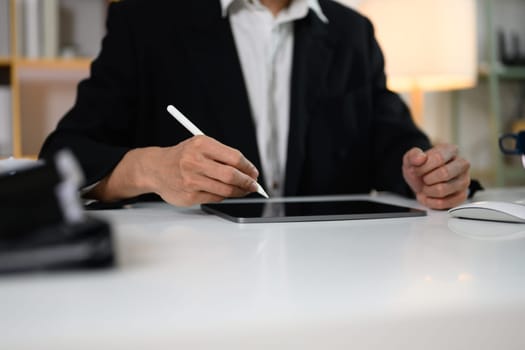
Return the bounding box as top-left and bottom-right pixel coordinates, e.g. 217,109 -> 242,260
181,173 -> 252,199
177,140 -> 257,194
402,162 -> 424,193
196,193 -> 225,204
414,144 -> 458,176
201,159 -> 259,192
421,172 -> 471,199
417,190 -> 469,210
422,157 -> 470,185
182,153 -> 258,193
160,190 -> 225,207
402,148 -> 428,193
184,192 -> 225,206
196,136 -> 259,179
403,147 -> 427,168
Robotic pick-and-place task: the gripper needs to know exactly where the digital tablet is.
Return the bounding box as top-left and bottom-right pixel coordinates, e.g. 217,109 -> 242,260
201,198 -> 426,223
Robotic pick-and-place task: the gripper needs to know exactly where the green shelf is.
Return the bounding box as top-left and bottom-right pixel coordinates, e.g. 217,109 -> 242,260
487,0 -> 523,187
479,63 -> 525,79
497,66 -> 525,79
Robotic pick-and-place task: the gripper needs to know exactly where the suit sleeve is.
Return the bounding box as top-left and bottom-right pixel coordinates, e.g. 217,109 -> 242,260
365,19 -> 432,197
39,2 -> 138,187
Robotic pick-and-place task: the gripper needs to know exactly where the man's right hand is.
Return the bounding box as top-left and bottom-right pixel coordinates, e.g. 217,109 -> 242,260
88,135 -> 261,207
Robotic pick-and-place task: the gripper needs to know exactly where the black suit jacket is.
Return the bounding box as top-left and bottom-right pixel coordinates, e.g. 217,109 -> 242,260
40,0 -> 431,199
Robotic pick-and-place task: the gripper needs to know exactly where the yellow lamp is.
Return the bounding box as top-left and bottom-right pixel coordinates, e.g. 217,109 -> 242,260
356,0 -> 478,128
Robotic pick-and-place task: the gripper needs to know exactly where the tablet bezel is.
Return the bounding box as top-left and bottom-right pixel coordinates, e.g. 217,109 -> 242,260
201,197 -> 426,223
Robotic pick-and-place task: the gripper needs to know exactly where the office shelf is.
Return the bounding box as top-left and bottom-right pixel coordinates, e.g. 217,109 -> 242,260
481,0 -> 525,186
0,0 -> 110,158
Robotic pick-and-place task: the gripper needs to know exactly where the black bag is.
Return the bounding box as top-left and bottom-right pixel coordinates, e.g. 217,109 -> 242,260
0,150 -> 115,274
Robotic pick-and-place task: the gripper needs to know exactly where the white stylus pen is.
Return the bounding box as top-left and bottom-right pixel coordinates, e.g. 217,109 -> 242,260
167,105 -> 270,199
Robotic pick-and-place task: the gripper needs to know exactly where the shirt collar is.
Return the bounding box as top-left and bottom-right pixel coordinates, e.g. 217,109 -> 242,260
220,0 -> 329,23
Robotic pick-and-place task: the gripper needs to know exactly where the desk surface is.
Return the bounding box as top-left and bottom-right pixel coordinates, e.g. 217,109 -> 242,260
2,189 -> 525,349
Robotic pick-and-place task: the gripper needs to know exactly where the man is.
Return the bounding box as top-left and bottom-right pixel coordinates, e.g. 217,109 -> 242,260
39,0 -> 471,209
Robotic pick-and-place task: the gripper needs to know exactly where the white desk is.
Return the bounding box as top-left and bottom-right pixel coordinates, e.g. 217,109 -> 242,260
2,189 -> 525,349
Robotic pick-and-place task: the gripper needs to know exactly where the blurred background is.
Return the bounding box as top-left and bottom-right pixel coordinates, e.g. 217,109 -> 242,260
0,0 -> 524,188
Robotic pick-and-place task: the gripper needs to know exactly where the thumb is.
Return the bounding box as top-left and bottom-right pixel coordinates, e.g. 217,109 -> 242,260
402,147 -> 427,194
403,147 -> 427,168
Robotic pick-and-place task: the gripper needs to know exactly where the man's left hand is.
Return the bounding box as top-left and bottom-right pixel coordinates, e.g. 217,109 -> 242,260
402,144 -> 471,210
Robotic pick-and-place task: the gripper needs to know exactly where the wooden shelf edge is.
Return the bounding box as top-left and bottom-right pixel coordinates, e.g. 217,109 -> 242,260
18,155 -> 38,160
14,58 -> 93,70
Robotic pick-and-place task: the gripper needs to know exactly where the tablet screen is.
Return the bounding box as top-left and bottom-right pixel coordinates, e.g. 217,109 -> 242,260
201,199 -> 426,223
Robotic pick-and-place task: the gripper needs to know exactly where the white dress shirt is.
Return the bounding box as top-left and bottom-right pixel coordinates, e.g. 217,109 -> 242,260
220,0 -> 328,197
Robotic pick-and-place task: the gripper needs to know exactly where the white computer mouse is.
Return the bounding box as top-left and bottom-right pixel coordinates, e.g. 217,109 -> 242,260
448,201 -> 525,223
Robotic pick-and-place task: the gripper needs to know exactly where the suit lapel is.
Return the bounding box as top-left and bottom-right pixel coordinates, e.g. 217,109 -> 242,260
177,1 -> 266,187
285,11 -> 337,196
176,3 -> 338,196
